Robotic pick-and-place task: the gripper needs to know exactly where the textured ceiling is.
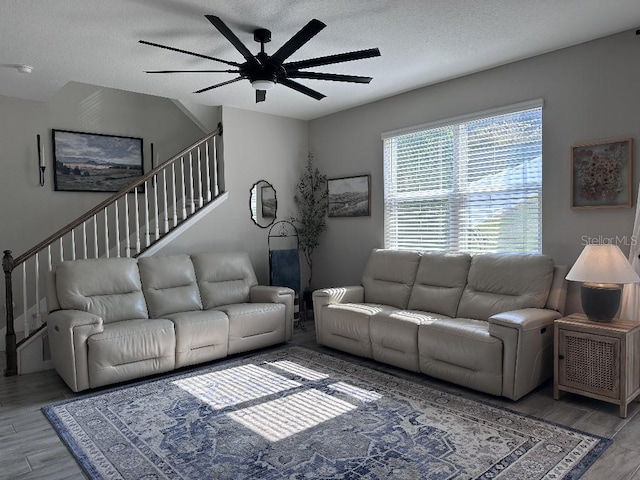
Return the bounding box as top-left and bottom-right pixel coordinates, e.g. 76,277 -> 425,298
2,0 -> 640,120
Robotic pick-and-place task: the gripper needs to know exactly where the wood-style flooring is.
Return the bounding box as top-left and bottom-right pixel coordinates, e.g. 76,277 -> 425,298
1,321 -> 640,479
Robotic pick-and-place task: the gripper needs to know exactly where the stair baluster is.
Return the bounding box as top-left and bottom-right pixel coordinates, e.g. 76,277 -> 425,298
3,251 -> 16,376
3,125 -> 223,375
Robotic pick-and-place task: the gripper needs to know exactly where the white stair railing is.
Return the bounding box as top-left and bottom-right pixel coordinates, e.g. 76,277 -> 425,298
3,124 -> 223,376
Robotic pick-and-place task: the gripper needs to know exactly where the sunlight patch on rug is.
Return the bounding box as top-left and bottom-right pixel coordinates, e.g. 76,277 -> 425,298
328,381 -> 383,403
43,346 -> 611,479
172,363 -> 300,409
228,389 -> 357,441
268,359 -> 330,381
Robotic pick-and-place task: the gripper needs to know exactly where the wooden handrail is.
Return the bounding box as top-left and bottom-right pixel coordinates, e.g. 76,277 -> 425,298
12,125 -> 222,267
4,124 -> 224,376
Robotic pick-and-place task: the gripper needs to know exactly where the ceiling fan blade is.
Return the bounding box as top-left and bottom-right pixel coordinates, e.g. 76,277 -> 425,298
205,15 -> 260,66
285,48 -> 381,70
139,40 -> 240,67
287,71 -> 372,83
270,19 -> 326,64
279,78 -> 325,100
256,90 -> 266,103
193,76 -> 243,94
145,69 -> 240,73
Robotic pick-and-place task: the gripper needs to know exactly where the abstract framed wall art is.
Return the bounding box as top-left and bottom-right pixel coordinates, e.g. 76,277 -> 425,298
570,138 -> 632,209
52,130 -> 144,192
327,174 -> 371,217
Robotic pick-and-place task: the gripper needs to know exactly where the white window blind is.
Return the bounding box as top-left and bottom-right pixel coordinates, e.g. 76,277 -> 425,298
383,101 -> 542,254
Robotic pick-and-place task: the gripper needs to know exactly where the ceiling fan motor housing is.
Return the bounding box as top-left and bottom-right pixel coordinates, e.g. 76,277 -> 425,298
254,28 -> 271,44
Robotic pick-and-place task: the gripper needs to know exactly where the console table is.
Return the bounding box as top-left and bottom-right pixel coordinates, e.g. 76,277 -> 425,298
553,313 -> 640,418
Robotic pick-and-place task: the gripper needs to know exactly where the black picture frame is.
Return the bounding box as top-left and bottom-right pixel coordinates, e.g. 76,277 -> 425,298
327,174 -> 371,217
52,129 -> 144,192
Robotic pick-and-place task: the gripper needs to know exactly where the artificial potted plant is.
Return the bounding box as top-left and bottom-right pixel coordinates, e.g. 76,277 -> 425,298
291,153 -> 328,317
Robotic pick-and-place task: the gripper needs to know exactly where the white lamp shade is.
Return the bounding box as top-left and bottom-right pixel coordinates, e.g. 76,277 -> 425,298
566,244 -> 640,284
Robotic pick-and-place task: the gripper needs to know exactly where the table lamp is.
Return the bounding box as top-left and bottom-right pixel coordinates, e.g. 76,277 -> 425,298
566,244 -> 640,322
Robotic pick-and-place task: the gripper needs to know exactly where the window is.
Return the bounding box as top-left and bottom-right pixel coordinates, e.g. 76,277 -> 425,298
382,100 -> 542,254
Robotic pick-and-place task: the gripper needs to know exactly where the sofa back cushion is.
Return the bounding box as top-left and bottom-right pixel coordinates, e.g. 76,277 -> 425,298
138,254 -> 203,318
362,249 -> 421,309
192,252 -> 258,309
407,252 -> 471,317
457,253 -> 555,321
55,258 -> 148,323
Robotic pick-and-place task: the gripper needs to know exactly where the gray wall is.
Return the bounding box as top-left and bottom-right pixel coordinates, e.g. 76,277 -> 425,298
0,81 -> 210,256
308,29 -> 640,313
156,106 -> 308,285
0,82 -> 212,331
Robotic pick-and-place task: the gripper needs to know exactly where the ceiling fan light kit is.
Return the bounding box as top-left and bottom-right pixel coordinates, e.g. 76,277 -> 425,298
140,15 -> 380,103
251,79 -> 276,90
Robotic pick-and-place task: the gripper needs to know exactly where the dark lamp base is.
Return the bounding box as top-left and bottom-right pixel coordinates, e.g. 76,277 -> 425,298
581,283 -> 621,323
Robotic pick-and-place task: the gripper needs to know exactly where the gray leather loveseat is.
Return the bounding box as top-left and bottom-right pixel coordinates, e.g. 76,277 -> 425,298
313,249 -> 567,400
47,252 -> 294,392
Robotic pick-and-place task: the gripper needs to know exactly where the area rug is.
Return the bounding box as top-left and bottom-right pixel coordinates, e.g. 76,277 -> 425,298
43,346 -> 610,479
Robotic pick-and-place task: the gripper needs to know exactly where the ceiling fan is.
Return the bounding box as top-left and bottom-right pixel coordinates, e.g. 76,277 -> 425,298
139,15 -> 381,103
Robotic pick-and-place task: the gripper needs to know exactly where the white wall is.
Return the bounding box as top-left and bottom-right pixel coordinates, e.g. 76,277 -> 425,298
308,29 -> 640,313
0,81 -> 214,331
155,106 -> 308,285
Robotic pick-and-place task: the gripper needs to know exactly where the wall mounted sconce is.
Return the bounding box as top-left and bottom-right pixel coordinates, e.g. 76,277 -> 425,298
37,134 -> 46,187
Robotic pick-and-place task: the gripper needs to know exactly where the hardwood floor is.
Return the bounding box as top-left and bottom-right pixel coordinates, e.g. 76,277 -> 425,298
1,320 -> 639,479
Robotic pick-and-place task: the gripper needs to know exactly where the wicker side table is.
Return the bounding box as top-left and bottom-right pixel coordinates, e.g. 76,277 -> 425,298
553,313 -> 640,418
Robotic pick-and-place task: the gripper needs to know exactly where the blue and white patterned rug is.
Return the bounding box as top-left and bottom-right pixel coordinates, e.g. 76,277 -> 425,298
43,346 -> 610,479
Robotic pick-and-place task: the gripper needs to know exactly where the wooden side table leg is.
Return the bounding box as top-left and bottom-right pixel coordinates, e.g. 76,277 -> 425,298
620,402 -> 628,419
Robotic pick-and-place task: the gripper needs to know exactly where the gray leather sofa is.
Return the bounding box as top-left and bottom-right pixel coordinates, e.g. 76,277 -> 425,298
47,252 -> 294,392
313,249 -> 568,400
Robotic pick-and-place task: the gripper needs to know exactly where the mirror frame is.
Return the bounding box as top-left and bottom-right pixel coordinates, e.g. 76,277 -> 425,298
249,180 -> 277,228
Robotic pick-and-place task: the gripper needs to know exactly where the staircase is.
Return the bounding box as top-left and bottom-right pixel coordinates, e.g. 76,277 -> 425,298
3,124 -> 225,376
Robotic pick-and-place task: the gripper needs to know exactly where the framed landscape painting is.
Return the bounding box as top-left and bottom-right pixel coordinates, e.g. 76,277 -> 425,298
570,138 -> 632,209
328,174 -> 371,217
53,130 -> 144,192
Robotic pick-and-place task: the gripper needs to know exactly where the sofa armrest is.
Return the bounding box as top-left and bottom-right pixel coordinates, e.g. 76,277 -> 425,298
488,308 -> 562,331
488,308 -> 561,400
48,309 -> 104,392
312,286 -> 364,343
313,286 -> 364,305
250,285 -> 295,340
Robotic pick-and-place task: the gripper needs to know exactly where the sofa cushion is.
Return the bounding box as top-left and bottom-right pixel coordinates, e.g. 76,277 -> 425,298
407,252 -> 471,317
87,318 -> 175,388
55,258 -> 148,323
371,310 -> 448,372
418,318 -> 503,395
166,310 -> 229,368
362,249 -> 421,309
218,303 -> 285,354
320,303 -> 397,359
192,252 -> 258,309
138,254 -> 202,318
456,254 -> 555,321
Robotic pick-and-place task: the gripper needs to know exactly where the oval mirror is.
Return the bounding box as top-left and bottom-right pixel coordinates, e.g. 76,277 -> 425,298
250,180 -> 277,228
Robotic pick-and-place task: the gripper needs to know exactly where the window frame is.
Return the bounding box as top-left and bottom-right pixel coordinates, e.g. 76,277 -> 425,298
382,99 -> 543,254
